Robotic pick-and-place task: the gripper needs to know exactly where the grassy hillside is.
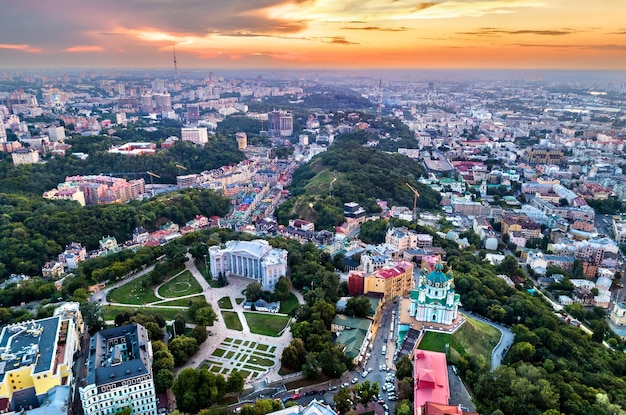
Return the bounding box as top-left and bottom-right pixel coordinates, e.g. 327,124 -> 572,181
276,132 -> 441,230
417,316 -> 501,369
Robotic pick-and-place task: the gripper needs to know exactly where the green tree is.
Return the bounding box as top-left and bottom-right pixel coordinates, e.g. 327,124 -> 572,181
395,355 -> 413,380
281,338 -> 307,370
70,287 -> 90,303
169,335 -> 199,366
302,354 -> 319,379
274,276 -> 292,300
191,325 -> 208,344
345,296 -> 370,318
155,369 -> 174,392
245,281 -> 264,301
80,301 -> 104,335
174,315 -> 187,336
396,400 -> 411,415
355,380 -> 379,406
318,345 -> 347,378
334,388 -> 353,414
194,306 -> 218,326
226,369 -> 245,393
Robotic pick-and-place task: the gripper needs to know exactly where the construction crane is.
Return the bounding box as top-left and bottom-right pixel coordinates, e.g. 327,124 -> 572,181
146,171 -> 161,197
406,183 -> 420,221
175,163 -> 187,176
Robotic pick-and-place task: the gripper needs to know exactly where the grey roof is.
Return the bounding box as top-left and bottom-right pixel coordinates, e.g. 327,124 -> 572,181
85,323 -> 151,387
0,316 -> 60,382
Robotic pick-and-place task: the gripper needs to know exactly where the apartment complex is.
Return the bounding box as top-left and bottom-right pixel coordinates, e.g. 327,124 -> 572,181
79,323 -> 157,415
364,261 -> 414,302
181,127 -> 209,145
0,303 -> 82,412
44,175 -> 146,206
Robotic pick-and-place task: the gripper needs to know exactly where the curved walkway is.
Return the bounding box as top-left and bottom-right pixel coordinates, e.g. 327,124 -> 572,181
177,254 -> 295,384
96,254 -> 298,385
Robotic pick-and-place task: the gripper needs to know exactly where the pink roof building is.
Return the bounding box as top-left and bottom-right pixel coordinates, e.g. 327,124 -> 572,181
414,350 -> 450,415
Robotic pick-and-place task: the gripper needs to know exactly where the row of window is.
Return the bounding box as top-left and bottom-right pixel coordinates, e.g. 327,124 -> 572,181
90,403 -> 156,415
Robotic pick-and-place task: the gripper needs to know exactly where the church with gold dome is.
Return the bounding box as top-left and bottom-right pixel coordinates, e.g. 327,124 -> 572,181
408,262 -> 461,326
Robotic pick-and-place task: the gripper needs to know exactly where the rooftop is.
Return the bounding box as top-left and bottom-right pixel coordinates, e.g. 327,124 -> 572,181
85,323 -> 151,387
0,316 -> 60,382
414,350 -> 450,410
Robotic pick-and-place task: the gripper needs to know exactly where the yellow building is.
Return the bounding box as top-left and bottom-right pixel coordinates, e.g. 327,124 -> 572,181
0,303 -> 81,412
364,261 -> 414,302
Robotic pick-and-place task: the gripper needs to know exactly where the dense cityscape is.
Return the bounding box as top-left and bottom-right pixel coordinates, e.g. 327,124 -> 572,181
0,67 -> 626,415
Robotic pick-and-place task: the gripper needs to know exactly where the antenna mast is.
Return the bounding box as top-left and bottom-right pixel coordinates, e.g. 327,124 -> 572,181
173,44 -> 179,83
376,78 -> 383,121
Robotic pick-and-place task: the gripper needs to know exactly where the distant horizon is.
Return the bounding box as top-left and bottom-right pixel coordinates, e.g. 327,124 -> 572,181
2,67 -> 625,83
1,1 -> 624,71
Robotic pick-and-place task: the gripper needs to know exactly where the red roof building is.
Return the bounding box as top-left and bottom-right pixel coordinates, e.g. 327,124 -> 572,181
414,350 -> 450,415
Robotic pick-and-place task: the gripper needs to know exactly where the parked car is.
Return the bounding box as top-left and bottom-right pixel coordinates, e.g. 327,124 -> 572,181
291,393 -> 301,400
351,378 -> 358,384
328,386 -> 338,391
341,383 -> 349,388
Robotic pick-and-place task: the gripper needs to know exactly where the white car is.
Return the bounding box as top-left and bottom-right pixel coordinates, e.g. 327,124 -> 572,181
362,371 -> 368,378
381,385 -> 387,392
352,378 -> 358,384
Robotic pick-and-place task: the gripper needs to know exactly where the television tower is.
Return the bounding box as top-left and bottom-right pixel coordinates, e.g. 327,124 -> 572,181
172,44 -> 181,91
376,78 -> 383,121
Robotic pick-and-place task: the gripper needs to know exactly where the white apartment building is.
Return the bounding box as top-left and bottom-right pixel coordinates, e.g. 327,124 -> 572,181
80,323 -> 157,415
181,127 -> 208,145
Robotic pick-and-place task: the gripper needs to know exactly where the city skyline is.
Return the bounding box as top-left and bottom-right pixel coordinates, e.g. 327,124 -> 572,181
1,0 -> 625,70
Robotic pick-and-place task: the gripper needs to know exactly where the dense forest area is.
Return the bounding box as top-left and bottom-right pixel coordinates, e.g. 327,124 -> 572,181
276,131 -> 440,230
0,189 -> 230,278
0,136 -> 244,194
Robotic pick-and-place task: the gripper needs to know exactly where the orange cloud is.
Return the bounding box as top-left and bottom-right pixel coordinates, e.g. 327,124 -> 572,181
0,44 -> 42,53
64,45 -> 104,52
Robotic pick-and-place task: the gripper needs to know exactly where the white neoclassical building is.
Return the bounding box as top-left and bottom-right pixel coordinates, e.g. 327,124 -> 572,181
209,240 -> 287,291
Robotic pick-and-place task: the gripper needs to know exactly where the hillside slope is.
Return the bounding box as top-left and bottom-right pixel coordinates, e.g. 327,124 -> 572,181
277,132 -> 441,230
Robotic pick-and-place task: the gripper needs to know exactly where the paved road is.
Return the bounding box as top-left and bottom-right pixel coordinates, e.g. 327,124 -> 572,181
460,311 -> 514,371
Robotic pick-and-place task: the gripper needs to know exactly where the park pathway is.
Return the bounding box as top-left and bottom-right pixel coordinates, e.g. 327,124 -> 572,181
178,254 -> 294,384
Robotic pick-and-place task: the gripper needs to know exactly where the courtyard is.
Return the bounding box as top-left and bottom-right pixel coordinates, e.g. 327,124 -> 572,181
201,337 -> 279,381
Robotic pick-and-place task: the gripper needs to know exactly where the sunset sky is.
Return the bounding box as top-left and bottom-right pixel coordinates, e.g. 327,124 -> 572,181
1,0 -> 625,70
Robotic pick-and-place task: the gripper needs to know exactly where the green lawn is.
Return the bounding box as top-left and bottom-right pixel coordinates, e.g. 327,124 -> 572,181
418,316 -> 501,367
107,273 -> 161,305
243,312 -> 290,337
212,348 -> 226,357
218,297 -> 233,309
246,355 -> 274,367
157,295 -> 207,307
235,298 -> 245,305
279,293 -> 300,314
103,305 -> 188,323
221,311 -> 243,331
158,270 -> 203,298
